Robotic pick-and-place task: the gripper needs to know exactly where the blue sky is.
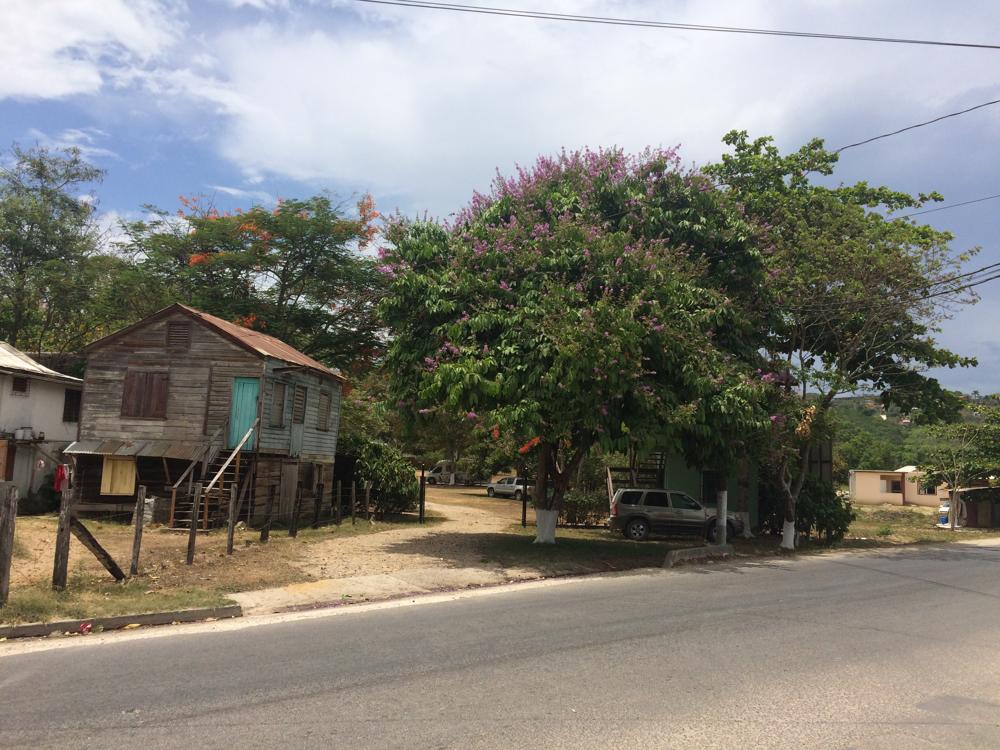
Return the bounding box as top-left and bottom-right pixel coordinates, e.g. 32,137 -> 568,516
2,0 -> 999,390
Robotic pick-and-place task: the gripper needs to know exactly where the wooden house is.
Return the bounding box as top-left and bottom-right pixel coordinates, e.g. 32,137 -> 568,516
0,342 -> 83,498
64,304 -> 346,527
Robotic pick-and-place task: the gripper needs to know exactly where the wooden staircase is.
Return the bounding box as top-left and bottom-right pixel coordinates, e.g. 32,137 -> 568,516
168,418 -> 259,530
170,450 -> 249,530
606,450 -> 667,507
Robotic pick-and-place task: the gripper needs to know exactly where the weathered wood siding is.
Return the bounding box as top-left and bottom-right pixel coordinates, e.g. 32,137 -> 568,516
258,361 -> 341,462
80,310 -> 263,443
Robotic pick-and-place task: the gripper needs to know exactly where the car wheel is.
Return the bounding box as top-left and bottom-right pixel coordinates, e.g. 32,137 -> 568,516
706,522 -> 737,543
625,518 -> 650,541
514,490 -> 523,501
427,477 -> 436,485
487,487 -> 495,497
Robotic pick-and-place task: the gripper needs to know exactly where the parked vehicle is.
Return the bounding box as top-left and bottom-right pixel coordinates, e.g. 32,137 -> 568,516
426,460 -> 468,486
609,487 -> 744,542
486,476 -> 532,500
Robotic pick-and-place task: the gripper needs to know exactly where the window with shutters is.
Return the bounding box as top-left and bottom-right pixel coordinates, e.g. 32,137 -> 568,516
291,385 -> 307,424
166,322 -> 191,350
11,376 -> 29,396
62,388 -> 82,423
100,456 -> 136,496
121,370 -> 169,418
271,382 -> 287,427
317,390 -> 331,431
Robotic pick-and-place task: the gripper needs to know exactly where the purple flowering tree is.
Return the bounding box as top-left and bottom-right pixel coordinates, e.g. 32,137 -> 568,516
381,147 -> 767,542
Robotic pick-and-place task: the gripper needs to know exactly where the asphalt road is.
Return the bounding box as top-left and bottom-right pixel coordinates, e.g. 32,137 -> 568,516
3,542 -> 1000,750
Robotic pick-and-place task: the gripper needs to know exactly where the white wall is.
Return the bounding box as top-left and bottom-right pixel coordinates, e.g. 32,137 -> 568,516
0,373 -> 79,442
0,372 -> 80,496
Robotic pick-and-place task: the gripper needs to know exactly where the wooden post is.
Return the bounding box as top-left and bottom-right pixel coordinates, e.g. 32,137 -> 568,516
351,481 -> 356,526
186,482 -> 202,565
202,477 -> 211,530
70,518 -> 126,582
0,485 -> 19,606
366,483 -> 372,523
419,468 -> 426,524
129,486 -> 146,577
169,487 -> 177,527
52,472 -> 74,591
289,481 -> 303,538
226,484 -> 238,556
312,482 -> 324,529
260,484 -> 275,543
335,480 -> 343,525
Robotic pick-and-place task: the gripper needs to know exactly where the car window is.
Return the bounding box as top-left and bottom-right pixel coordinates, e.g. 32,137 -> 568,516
501,478 -> 512,485
670,493 -> 702,510
618,490 -> 643,505
643,491 -> 670,508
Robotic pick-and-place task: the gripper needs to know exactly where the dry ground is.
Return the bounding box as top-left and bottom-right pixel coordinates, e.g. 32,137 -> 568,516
5,487 -> 998,626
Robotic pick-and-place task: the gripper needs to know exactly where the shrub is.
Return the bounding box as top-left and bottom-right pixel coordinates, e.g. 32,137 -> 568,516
560,489 -> 609,526
758,471 -> 855,545
341,434 -> 418,517
18,472 -> 61,515
796,475 -> 856,544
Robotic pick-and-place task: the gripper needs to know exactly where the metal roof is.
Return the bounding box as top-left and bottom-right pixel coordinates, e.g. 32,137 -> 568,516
84,303 -> 345,382
0,342 -> 82,385
63,440 -> 207,460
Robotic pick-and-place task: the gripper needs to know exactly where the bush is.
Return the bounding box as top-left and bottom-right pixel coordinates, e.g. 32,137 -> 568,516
758,472 -> 855,545
795,475 -> 856,544
560,489 -> 609,526
18,472 -> 61,515
341,434 -> 419,517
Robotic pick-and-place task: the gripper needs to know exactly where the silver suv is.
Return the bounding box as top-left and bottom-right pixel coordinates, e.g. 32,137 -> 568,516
609,488 -> 744,542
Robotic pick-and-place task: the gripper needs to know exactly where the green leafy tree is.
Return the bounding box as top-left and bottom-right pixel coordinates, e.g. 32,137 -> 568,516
919,401 -> 1000,529
0,145 -> 104,349
707,132 -> 975,548
381,148 -> 768,542
120,193 -> 385,372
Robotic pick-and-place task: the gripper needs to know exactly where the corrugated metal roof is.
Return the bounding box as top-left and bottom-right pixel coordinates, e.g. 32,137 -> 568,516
176,305 -> 345,382
0,342 -> 82,384
64,440 -> 207,460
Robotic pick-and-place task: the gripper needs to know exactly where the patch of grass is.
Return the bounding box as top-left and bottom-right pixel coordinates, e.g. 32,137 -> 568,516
843,504 -> 1000,546
876,525 -> 893,537
472,524 -> 699,572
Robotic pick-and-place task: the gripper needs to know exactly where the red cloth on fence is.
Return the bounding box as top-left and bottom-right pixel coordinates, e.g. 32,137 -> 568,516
53,464 -> 69,492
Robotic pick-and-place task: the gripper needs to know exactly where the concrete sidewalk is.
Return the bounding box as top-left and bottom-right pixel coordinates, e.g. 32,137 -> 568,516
230,561 -> 611,614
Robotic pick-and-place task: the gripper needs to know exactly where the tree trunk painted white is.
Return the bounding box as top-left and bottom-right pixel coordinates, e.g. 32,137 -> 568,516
534,508 -> 558,544
715,490 -> 728,546
781,520 -> 796,550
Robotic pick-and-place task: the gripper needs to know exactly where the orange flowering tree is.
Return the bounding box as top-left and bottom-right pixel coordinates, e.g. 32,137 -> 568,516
381,148 -> 770,541
120,194 -> 384,370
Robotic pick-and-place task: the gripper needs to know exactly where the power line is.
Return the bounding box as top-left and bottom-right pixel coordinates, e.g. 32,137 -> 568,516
896,192 -> 1000,219
351,0 -> 1000,50
835,98 -> 1000,152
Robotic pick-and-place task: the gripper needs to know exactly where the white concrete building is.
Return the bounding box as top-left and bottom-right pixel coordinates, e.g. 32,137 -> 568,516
0,342 -> 82,498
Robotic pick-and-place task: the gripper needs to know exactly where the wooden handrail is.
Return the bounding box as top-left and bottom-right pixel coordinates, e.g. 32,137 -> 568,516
172,422 -> 226,491
203,418 -> 259,497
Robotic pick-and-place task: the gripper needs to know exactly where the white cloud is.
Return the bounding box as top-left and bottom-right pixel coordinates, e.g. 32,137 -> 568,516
207,184 -> 276,204
0,0 -> 183,99
26,127 -> 119,160
162,0 -> 1000,214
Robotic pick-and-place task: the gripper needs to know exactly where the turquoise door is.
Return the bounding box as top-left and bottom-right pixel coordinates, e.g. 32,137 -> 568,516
229,377 -> 260,450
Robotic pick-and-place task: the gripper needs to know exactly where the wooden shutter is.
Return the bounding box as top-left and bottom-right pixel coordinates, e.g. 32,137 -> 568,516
121,371 -> 146,417
121,371 -> 168,418
271,382 -> 287,427
146,372 -> 169,418
292,385 -> 307,424
317,391 -> 331,431
166,322 -> 191,350
100,457 -> 136,496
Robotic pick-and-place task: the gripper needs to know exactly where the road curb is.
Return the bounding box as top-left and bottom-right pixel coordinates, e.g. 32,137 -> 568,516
0,604 -> 243,640
663,545 -> 734,568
